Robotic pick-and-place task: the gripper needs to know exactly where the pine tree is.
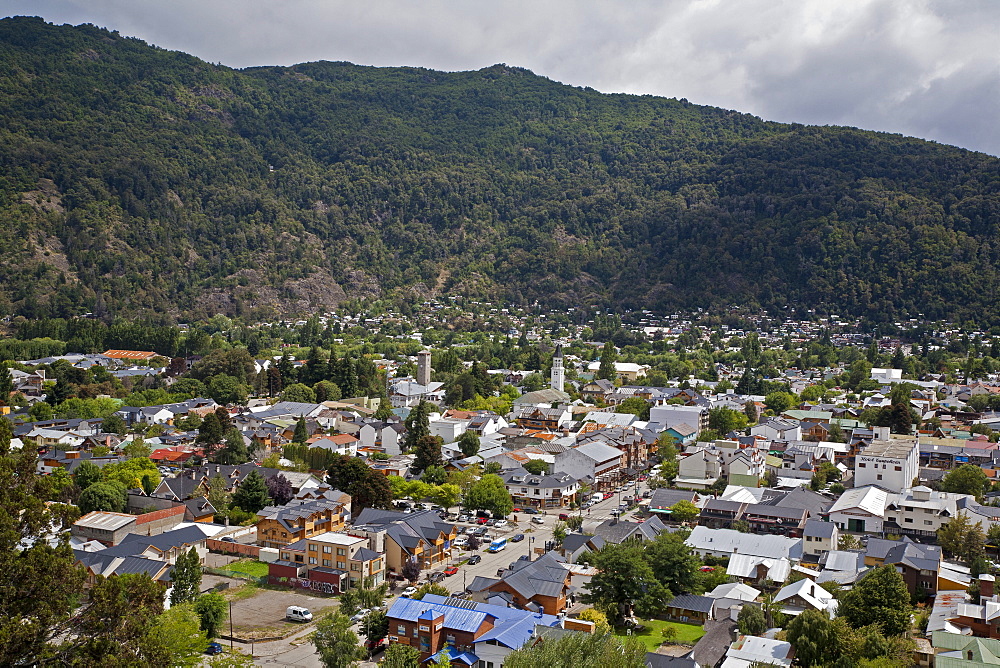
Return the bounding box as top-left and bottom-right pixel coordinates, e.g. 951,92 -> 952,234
292,416 -> 309,444
403,401 -> 431,450
169,547 -> 202,606
597,341 -> 618,381
0,365 -> 12,405
231,470 -> 271,514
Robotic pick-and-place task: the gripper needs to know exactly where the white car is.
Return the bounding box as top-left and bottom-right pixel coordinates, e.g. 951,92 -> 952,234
454,535 -> 469,547
458,514 -> 469,522
401,587 -> 417,598
465,526 -> 478,535
494,519 -> 508,528
531,516 -> 545,525
350,608 -> 371,623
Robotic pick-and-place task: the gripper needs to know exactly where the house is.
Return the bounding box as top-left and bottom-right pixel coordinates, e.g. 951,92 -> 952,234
854,438 -> 920,493
308,434 -> 360,457
802,519 -> 839,559
553,441 -> 625,491
384,593 -> 563,666
648,489 -> 700,517
483,552 -> 574,615
773,578 -> 837,617
706,582 -> 761,619
593,516 -> 668,545
580,379 -> 615,403
932,630 -> 1000,667
256,496 -> 350,548
586,361 -> 650,382
884,486 -> 979,540
88,524 -> 212,565
649,404 -> 709,433
864,538 -> 942,598
722,635 -> 793,668
644,654 -> 698,668
501,468 -> 580,509
270,531 -> 385,589
827,485 -> 890,534
512,406 -> 571,430
750,418 -> 802,442
350,508 -> 458,576
665,594 -> 715,624
662,423 -> 699,446
560,534 -> 605,563
699,499 -> 746,530
72,512 -> 137,546
74,550 -> 173,588
685,526 -> 802,562
741,503 -> 809,537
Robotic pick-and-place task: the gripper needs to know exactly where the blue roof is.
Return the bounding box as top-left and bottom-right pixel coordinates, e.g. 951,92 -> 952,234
418,594 -> 560,649
428,647 -> 478,665
387,597 -> 490,633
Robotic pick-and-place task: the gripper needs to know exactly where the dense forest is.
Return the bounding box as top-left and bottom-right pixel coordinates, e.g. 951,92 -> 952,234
1,17 -> 998,324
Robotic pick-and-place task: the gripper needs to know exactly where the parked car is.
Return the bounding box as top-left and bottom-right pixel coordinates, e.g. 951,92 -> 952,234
476,510 -> 491,518
512,507 -> 523,512
496,568 -> 506,577
286,606 -> 313,622
510,533 -> 525,542
458,514 -> 469,522
603,492 -> 614,500
366,638 -> 385,653
204,642 -> 224,656
611,509 -> 622,517
454,535 -> 469,547
428,572 -> 446,583
350,608 -> 371,623
485,519 -> 497,526
558,513 -> 569,521
473,527 -> 487,536
494,519 -> 508,528
465,526 -> 478,534
467,554 -> 482,565
220,536 -> 237,543
531,516 -> 545,524
444,566 -> 459,576
476,516 -> 489,525
401,586 -> 417,597
522,507 -> 539,514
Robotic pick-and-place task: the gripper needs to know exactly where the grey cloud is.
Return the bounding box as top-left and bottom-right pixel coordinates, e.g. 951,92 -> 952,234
6,0 -> 999,155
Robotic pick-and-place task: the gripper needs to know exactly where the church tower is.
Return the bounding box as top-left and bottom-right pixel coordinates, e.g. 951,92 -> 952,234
550,344 -> 564,393
417,350 -> 432,386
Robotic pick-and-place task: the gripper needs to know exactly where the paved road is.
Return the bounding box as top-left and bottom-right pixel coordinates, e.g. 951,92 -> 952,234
250,479 -> 651,665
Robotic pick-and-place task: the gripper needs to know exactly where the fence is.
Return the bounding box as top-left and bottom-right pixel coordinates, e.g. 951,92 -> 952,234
266,575 -> 341,595
206,539 -> 261,558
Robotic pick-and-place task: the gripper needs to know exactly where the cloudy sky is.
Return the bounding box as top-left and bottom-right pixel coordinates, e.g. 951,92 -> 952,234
7,0 -> 999,155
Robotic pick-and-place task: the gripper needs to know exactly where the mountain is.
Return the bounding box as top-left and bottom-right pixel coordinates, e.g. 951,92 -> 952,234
1,16 -> 999,324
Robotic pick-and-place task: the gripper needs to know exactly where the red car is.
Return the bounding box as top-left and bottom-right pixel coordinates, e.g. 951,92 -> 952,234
699,566 -> 716,572
476,517 -> 489,525
443,566 -> 459,576
512,507 -> 522,512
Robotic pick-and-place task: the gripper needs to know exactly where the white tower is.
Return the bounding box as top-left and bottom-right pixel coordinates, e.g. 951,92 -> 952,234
550,344 -> 564,393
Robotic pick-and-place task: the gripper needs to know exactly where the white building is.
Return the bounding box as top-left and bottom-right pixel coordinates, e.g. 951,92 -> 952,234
649,404 -> 709,432
884,486 -> 980,539
854,438 -> 919,493
828,485 -> 890,534
553,441 -> 624,490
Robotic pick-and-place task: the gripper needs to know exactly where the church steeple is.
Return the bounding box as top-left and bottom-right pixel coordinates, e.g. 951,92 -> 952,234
550,344 -> 564,393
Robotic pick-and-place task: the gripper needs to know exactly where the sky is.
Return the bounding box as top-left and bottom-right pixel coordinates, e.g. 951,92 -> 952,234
6,0 -> 999,156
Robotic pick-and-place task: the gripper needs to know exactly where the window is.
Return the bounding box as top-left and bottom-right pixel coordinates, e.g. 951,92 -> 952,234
895,466 -> 902,471
925,520 -> 933,525
351,563 -> 360,571
294,555 -> 303,563
308,557 -> 317,565
337,561 -> 346,569
323,546 -> 332,553
877,474 -> 883,481
904,518 -> 913,523
397,625 -> 405,635
859,463 -> 866,468
323,559 -> 331,567
337,548 -> 347,556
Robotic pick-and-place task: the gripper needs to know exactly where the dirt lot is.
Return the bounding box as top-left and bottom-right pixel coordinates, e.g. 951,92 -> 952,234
224,583 -> 340,638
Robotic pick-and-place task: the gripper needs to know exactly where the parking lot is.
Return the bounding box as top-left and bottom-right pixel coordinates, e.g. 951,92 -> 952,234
226,585 -> 340,636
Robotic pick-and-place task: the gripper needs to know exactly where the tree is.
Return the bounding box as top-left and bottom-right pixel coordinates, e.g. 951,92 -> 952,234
413,434 -> 444,472
582,544 -> 670,624
616,397 -> 650,420
102,413 -> 126,435
373,398 -> 393,422
744,400 -> 758,424
669,500 -> 699,523
553,522 -> 567,545
360,609 -> 388,645
327,455 -> 392,512
340,575 -> 390,616
597,342 -> 618,381
104,457 -> 160,490
938,512 -> 986,563
207,374 -> 248,406
0,416 -> 87,664
941,464 -> 990,499
764,391 -> 796,414
0,365 -> 11,406
503,630 -> 645,668
379,644 -> 420,668
122,437 -> 152,460
566,514 -> 585,532
737,603 -> 766,636
484,461 -> 502,475
194,591 -> 228,639
79,480 -> 128,513
215,428 -> 249,465
411,583 -> 450,600
401,559 -> 420,582
403,400 -> 432,451
421,465 -> 448,485
644,532 -> 701,596
265,473 -> 294,505
314,611 -> 367,668
153,603 -> 208,667
463,474 -> 514,517
523,459 -> 548,475
708,407 -> 748,436
292,416 -> 309,444
457,430 -> 480,458
170,547 -> 203,606
429,483 -> 461,513
839,533 -> 862,550
197,412 -> 224,445
281,383 -> 317,404
231,470 -> 271,514
314,380 -> 341,403
74,459 -> 103,490
837,564 -> 912,636
576,608 -> 611,632
787,609 -> 851,667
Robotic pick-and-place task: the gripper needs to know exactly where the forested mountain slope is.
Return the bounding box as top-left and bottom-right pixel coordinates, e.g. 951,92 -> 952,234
1,17 -> 998,323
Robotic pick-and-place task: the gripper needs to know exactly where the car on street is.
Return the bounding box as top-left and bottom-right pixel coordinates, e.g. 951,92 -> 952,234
350,609 -> 371,623
467,555 -> 482,565
531,516 -> 545,524
603,492 -> 614,500
497,568 -> 506,577
510,533 -> 525,542
454,535 -> 469,547
205,642 -> 224,656
611,509 -> 622,516
512,507 -> 522,512
624,480 -> 635,487
366,638 -> 385,653
494,519 -> 508,528
444,566 -> 459,576
401,586 -> 417,597
428,572 -> 447,583
558,513 -> 569,521
521,507 -> 539,514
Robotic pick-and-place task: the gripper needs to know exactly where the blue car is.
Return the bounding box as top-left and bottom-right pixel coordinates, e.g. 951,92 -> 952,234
205,642 -> 224,655
510,533 -> 525,542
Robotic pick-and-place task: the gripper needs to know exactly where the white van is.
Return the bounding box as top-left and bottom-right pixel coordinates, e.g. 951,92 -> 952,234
591,493 -> 603,502
286,606 -> 313,622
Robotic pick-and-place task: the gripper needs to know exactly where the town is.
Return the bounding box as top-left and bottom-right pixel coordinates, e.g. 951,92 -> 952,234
5,303 -> 1000,668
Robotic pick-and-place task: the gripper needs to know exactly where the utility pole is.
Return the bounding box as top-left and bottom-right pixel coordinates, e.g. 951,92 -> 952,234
229,601 -> 234,652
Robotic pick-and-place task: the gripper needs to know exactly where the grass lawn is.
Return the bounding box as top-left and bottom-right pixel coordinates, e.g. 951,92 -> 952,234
221,559 -> 269,579
613,619 -> 705,652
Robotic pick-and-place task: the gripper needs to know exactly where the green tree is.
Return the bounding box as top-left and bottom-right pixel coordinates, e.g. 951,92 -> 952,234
744,400 -> 759,424
764,391 -> 796,414
582,544 -> 670,624
281,383 -> 317,404
457,430 -> 480,458
360,609 -> 388,646
194,591 -> 228,639
292,416 -> 309,444
104,457 -> 160,490
941,464 -> 990,499
937,512 -> 986,563
708,407 -> 748,435
122,437 -> 152,460
503,631 -> 645,668
313,611 -> 366,668
463,474 -> 513,517
379,644 -> 420,668
170,547 -> 203,606
340,575 -> 390,616
314,380 -> 341,403
787,609 -> 851,667
403,401 -> 432,451
616,397 -> 651,420
644,531 -> 701,596
413,434 -> 444,472
215,428 -> 249,465
597,342 -> 618,381
0,416 -> 86,664
153,603 -> 208,667
421,464 -> 448,485
429,483 -> 461,513
207,374 -> 248,406
523,459 -> 549,475
484,461 -> 502,475
231,470 -> 271,514
553,522 -> 567,545
102,412 -> 126,435
74,459 -> 103,490
669,500 -> 700,523
197,412 -> 224,445
327,455 -> 393,512
79,480 -> 128,513
411,582 -> 450,600
837,564 -> 912,636
737,603 -> 766,636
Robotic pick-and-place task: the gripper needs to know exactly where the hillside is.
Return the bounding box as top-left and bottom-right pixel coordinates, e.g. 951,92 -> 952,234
1,16 -> 999,324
